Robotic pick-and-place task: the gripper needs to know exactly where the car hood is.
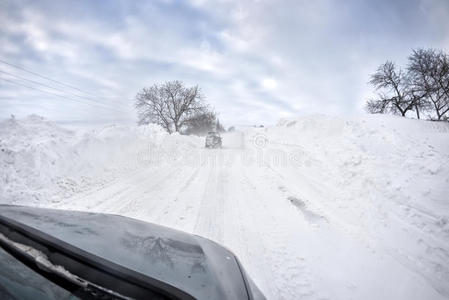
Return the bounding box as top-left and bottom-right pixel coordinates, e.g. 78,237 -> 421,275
0,205 -> 249,299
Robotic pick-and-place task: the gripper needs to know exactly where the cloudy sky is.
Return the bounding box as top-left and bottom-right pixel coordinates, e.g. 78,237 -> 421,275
1,0 -> 448,126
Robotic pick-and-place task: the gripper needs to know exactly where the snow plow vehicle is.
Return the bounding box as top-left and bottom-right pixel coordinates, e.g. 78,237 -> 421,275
205,131 -> 222,148
0,205 -> 265,300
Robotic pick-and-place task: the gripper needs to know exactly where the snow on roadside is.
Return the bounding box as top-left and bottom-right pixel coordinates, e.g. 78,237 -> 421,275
266,114 -> 449,297
0,115 -> 201,206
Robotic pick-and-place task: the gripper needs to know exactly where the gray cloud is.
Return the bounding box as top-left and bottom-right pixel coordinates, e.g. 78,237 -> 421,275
1,0 -> 448,126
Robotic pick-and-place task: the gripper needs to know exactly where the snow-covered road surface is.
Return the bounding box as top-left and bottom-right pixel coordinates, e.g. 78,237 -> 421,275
53,143 -> 447,299
1,115 -> 448,299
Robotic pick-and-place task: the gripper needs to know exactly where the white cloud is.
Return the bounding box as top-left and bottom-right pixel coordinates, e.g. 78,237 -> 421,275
261,78 -> 277,90
1,0 -> 448,125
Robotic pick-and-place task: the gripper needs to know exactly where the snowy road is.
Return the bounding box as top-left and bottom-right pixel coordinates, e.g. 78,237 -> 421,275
52,132 -> 447,300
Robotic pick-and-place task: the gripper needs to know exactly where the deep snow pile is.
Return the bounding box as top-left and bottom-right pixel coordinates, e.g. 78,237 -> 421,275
0,115 -> 201,206
267,114 -> 449,296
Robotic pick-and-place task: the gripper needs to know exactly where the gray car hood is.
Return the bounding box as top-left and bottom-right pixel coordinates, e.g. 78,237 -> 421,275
0,205 -> 250,299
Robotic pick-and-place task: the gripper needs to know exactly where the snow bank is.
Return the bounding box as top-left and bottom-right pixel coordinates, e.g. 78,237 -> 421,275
274,114 -> 449,205
268,114 -> 449,296
0,115 -> 201,206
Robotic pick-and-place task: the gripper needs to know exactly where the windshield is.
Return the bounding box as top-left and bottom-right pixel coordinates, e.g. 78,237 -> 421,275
0,247 -> 79,300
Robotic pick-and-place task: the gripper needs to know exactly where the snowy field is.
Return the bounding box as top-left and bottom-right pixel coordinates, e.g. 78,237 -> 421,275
1,114 -> 449,300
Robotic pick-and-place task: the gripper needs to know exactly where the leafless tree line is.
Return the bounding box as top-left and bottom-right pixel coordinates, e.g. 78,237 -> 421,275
135,80 -> 224,134
366,49 -> 449,121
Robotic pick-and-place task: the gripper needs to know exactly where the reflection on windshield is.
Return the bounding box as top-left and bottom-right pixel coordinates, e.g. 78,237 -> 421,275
121,231 -> 207,275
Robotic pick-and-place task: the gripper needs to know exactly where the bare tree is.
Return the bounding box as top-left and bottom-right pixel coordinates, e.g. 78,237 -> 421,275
135,81 -> 207,133
366,61 -> 415,116
408,49 -> 449,120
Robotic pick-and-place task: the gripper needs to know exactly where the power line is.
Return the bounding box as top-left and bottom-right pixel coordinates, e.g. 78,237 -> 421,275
0,69 -> 130,111
0,58 -> 98,98
0,70 -> 95,101
0,58 -> 135,112
0,77 -> 126,113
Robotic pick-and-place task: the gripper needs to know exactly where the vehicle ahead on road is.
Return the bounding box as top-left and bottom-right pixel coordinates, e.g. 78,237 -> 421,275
205,131 -> 222,148
0,205 -> 265,300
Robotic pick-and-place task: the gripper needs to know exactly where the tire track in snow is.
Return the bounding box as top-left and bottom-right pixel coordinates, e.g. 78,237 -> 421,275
62,164 -> 183,217
221,166 -> 277,300
152,165 -> 202,227
240,167 -> 322,300
193,164 -> 228,244
116,164 -> 198,219
53,166 -> 149,209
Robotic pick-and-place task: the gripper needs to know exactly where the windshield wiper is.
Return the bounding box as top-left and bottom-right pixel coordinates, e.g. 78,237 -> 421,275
0,232 -> 133,300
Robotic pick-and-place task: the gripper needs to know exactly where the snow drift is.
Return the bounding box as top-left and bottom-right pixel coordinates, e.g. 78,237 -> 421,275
0,115 -> 201,206
268,114 -> 449,296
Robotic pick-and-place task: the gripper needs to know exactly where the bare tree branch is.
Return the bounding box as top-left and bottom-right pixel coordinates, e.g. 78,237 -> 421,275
367,61 -> 416,117
408,48 -> 449,120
